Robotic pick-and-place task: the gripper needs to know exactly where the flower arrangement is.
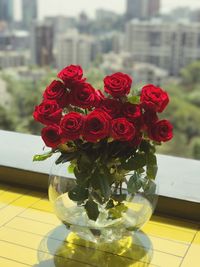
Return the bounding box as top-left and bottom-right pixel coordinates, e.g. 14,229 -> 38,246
33,65 -> 173,222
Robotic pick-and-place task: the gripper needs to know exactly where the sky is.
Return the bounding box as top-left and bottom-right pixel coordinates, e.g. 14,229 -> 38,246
14,0 -> 200,20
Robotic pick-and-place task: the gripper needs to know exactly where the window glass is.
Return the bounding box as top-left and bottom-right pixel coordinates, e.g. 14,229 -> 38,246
0,0 -> 200,160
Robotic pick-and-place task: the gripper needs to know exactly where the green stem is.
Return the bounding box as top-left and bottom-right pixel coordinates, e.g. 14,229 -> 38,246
119,182 -> 122,195
114,182 -> 119,194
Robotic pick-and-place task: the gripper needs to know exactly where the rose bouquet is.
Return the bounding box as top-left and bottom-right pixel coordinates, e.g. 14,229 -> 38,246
33,65 -> 173,235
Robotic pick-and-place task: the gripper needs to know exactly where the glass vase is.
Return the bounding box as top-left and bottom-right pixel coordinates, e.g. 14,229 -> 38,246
49,161 -> 158,243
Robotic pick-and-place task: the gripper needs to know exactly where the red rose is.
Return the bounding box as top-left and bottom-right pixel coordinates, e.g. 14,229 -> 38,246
43,80 -> 69,108
142,110 -> 158,131
69,82 -> 98,109
83,110 -> 111,142
111,118 -> 136,141
129,133 -> 142,147
100,99 -> 122,118
148,120 -> 173,142
122,103 -> 141,122
104,72 -> 132,98
94,90 -> 105,107
58,65 -> 84,86
41,125 -> 61,148
140,84 -> 169,113
60,112 -> 84,141
33,100 -> 62,125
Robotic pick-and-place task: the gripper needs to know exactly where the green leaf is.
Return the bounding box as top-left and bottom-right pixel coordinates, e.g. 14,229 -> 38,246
112,194 -> 127,202
127,172 -> 142,194
85,199 -> 99,221
73,167 -> 82,179
68,163 -> 75,174
74,166 -> 90,185
128,95 -> 140,104
102,165 -> 115,184
99,175 -> 112,201
137,168 -> 145,174
139,140 -> 156,154
108,203 -> 128,219
91,169 -> 111,201
68,185 -> 88,202
105,199 -> 115,209
33,152 -> 53,161
55,152 -> 78,164
74,107 -> 85,114
122,153 -> 146,170
78,152 -> 92,171
146,153 -> 158,180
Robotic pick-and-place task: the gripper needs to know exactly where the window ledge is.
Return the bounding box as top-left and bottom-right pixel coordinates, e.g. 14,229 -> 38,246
0,130 -> 200,221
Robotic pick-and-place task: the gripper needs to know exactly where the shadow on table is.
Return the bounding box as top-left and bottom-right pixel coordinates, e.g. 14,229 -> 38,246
33,225 -> 153,267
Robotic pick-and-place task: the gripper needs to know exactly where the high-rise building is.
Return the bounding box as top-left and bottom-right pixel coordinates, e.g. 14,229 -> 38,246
31,22 -> 54,66
125,20 -> 200,75
0,31 -> 30,50
148,0 -> 160,18
0,50 -> 29,69
22,0 -> 38,30
126,0 -> 160,21
0,0 -> 13,24
56,29 -> 93,70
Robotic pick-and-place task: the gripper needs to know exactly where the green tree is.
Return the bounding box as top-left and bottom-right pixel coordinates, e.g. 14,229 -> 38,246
180,61 -> 200,88
190,138 -> 200,160
0,106 -> 16,131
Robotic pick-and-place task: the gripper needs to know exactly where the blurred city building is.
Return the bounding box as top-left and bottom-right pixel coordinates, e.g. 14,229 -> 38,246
44,16 -> 76,35
171,7 -> 191,21
112,32 -> 125,54
0,30 -> 30,50
0,0 -> 199,79
77,11 -> 90,33
11,67 -> 47,82
126,0 -> 160,21
125,20 -> 200,75
31,22 -> 54,66
190,9 -> 200,22
0,0 -> 13,25
96,9 -> 119,22
0,29 -> 30,69
0,50 -> 29,69
0,21 -> 7,32
22,0 -> 38,30
56,29 -> 93,69
101,52 -> 167,84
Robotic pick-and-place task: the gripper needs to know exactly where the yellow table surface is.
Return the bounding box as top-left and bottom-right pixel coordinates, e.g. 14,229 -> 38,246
0,183 -> 199,267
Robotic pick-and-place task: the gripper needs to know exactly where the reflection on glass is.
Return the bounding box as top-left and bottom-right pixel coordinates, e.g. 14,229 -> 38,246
35,226 -> 153,267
